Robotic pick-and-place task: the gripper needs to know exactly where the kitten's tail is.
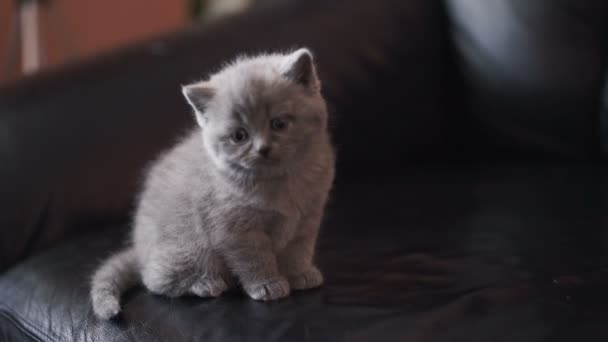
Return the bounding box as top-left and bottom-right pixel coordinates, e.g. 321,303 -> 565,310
90,248 -> 139,319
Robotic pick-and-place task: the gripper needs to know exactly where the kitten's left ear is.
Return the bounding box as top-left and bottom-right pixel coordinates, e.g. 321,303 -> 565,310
182,82 -> 215,126
182,82 -> 215,113
283,48 -> 321,92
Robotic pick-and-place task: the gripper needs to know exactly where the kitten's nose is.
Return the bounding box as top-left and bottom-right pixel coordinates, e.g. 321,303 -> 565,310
257,146 -> 271,158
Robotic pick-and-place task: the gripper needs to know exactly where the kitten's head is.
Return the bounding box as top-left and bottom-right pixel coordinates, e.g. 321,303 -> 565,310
182,48 -> 327,179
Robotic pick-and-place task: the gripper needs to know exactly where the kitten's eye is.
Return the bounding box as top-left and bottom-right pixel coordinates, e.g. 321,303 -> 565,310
232,128 -> 249,143
270,118 -> 288,131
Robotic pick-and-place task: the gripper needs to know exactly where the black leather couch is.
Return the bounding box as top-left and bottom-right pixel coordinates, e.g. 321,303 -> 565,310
1,0 -> 608,341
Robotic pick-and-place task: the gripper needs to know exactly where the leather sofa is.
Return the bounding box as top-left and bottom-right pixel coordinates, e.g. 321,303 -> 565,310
1,0 -> 607,341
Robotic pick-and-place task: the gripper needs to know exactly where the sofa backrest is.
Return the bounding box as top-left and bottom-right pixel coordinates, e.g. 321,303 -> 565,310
2,0 -> 606,271
445,0 -> 608,159
0,0 -> 453,270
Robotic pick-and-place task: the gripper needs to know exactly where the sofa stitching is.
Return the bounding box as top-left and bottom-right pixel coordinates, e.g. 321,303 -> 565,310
0,304 -> 60,342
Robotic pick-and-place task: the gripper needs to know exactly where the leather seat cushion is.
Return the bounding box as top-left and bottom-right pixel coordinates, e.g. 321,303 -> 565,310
1,165 -> 608,342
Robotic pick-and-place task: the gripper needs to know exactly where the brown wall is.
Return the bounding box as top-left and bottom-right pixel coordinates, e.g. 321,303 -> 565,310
1,0 -> 187,83
0,0 -> 15,78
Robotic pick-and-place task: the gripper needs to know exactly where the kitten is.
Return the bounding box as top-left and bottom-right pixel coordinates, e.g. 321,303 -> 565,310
90,48 -> 335,320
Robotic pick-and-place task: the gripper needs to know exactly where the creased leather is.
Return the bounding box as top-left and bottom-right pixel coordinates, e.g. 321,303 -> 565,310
1,166 -> 607,342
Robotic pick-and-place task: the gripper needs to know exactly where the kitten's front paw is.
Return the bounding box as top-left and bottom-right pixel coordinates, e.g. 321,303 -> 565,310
288,266 -> 323,290
92,294 -> 121,320
191,277 -> 229,297
244,277 -> 290,301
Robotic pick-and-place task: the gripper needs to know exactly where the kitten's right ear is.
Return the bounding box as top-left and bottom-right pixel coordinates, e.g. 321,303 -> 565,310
283,48 -> 320,92
182,83 -> 215,123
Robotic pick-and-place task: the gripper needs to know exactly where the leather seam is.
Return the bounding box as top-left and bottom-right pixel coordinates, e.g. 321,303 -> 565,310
19,190 -> 54,262
0,304 -> 59,342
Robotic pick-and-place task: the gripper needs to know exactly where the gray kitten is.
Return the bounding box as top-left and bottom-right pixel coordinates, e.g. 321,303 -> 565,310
90,48 -> 335,320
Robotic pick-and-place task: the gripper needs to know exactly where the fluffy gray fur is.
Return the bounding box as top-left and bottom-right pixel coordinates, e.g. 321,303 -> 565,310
90,48 -> 335,320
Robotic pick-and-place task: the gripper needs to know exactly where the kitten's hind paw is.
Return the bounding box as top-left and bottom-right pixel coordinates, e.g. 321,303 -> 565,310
244,277 -> 290,301
191,277 -> 229,297
288,266 -> 323,290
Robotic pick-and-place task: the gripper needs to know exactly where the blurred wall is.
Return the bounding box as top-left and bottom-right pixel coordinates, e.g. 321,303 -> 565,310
0,0 -> 14,77
0,0 -> 187,83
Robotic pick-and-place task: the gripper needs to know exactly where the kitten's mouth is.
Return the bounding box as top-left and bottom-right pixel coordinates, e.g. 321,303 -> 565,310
227,159 -> 285,180
228,161 -> 251,172
229,159 -> 280,172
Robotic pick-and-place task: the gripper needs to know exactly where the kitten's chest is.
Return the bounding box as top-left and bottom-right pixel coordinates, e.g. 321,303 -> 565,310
256,182 -> 303,228
256,173 -> 322,217
263,195 -> 301,251
260,173 -> 330,246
